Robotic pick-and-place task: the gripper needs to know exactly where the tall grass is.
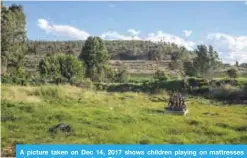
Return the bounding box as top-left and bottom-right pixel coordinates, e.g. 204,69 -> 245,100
1,85 -> 247,156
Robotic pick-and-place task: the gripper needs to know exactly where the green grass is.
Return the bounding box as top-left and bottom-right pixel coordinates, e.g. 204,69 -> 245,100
128,74 -> 154,83
1,85 -> 247,155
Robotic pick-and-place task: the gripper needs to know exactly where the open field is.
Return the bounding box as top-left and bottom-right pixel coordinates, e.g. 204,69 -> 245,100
1,85 -> 247,156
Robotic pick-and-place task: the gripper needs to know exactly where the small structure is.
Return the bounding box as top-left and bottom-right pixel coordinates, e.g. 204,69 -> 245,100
165,93 -> 189,116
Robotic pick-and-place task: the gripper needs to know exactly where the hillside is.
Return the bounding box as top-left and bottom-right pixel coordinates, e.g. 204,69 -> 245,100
23,40 -> 247,77
23,54 -> 173,75
27,40 -> 194,60
24,40 -> 190,75
2,85 -> 247,156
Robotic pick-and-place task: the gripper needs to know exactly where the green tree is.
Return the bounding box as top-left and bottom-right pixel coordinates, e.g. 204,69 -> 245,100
183,61 -> 197,76
226,68 -> 238,79
39,54 -> 84,83
10,66 -> 28,85
1,4 -> 27,73
79,36 -> 110,81
193,45 -> 220,78
39,55 -> 61,82
58,54 -> 84,83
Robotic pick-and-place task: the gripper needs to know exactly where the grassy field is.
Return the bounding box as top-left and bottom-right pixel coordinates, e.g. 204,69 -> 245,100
1,85 -> 247,155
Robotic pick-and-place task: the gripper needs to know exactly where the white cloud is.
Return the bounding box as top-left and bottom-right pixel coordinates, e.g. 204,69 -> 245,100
206,33 -> 247,64
183,30 -> 192,37
101,31 -> 141,40
145,31 -> 196,50
127,29 -> 140,36
37,19 -> 90,40
245,1 -> 247,5
100,30 -> 195,51
38,19 -> 52,32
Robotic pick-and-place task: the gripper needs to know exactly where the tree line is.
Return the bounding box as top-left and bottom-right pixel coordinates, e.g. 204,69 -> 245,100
1,3 -> 246,85
27,40 -> 195,61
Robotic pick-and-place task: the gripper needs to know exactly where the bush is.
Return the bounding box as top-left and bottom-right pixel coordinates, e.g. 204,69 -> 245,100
107,83 -> 142,92
188,78 -> 208,88
190,86 -> 210,95
1,67 -> 28,85
154,70 -> 169,81
1,75 -> 13,84
157,80 -> 185,92
209,84 -> 246,100
115,69 -> 129,83
72,78 -> 95,90
39,54 -> 84,83
226,68 -> 238,78
104,66 -> 116,83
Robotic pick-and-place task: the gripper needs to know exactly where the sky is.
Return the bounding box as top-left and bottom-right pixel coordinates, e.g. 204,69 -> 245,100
3,1 -> 247,64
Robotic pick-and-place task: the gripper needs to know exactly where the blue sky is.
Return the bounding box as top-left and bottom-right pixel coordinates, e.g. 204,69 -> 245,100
3,1 -> 247,64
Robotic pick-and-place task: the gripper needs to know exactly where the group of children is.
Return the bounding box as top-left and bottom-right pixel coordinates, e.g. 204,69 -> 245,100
167,93 -> 187,111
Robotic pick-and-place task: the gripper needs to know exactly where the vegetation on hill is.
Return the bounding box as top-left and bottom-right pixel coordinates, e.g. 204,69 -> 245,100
27,40 -> 194,61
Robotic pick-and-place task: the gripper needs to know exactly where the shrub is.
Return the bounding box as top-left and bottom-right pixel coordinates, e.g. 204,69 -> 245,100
39,54 -> 84,83
1,75 -> 13,84
115,69 -> 129,83
72,78 -> 95,90
226,68 -> 238,78
1,67 -> 28,85
154,70 -> 169,81
188,78 -> 208,88
104,66 -> 116,83
190,86 -> 210,95
209,84 -> 244,100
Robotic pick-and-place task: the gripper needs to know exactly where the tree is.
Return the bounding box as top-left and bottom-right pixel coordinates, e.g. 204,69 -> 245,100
39,54 -> 61,82
1,4 -> 27,73
39,54 -> 84,83
59,54 -> 84,83
184,61 -> 197,76
193,45 -> 220,78
79,36 -> 110,81
235,61 -> 239,68
226,68 -> 238,79
168,51 -> 181,70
